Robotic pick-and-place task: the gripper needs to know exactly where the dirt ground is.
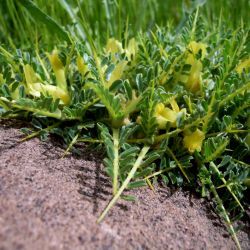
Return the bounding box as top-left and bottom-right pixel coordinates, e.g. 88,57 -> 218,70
0,120 -> 249,250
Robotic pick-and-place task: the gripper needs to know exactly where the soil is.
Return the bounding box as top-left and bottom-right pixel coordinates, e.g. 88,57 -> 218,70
0,120 -> 249,250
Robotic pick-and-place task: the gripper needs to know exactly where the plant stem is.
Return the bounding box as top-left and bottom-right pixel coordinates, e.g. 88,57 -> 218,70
128,118 -> 200,144
12,104 -> 62,119
155,129 -> 182,143
231,158 -> 250,168
112,128 -> 119,195
62,133 -> 79,158
210,162 -> 244,211
208,174 -> 241,250
202,92 -> 216,133
144,166 -> 176,179
97,145 -> 150,223
219,82 -> 250,108
207,129 -> 250,137
20,122 -> 61,142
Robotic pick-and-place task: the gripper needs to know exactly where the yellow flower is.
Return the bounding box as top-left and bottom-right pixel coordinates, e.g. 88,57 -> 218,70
48,50 -> 64,70
93,56 -> 127,88
23,64 -> 40,85
23,64 -> 70,105
236,58 -> 250,74
106,38 -> 137,62
47,50 -> 67,91
107,61 -> 127,87
125,38 -> 137,61
178,41 -> 207,93
23,64 -> 42,97
39,84 -> 70,104
76,55 -> 88,76
103,38 -> 137,87
187,41 -> 207,60
183,129 -> 205,153
106,38 -> 123,55
155,99 -> 186,129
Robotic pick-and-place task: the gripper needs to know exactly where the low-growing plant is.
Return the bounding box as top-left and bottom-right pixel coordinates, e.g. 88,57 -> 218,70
0,1 -> 249,249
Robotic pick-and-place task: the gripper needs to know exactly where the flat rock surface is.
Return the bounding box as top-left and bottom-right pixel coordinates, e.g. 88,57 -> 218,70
0,120 -> 249,250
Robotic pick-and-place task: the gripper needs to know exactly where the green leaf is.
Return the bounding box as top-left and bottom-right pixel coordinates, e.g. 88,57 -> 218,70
140,92 -> 157,139
86,83 -> 124,121
121,195 -> 136,201
18,0 -> 70,42
204,137 -> 229,163
105,64 -> 115,80
127,180 -> 146,189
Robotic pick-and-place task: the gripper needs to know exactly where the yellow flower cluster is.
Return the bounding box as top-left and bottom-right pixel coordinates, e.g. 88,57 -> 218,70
106,38 -> 137,61
154,99 -> 186,129
105,38 -> 137,87
154,98 -> 205,153
76,38 -> 137,89
23,50 -> 70,105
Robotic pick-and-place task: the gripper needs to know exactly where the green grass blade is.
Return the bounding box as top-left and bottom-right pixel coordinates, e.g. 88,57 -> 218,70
57,0 -> 86,41
18,0 -> 71,43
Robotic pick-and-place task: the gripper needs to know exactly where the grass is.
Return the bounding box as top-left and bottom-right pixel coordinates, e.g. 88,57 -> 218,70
1,0 -> 249,47
0,0 -> 249,249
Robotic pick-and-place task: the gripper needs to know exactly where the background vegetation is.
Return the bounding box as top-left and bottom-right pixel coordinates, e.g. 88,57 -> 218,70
0,0 -> 249,48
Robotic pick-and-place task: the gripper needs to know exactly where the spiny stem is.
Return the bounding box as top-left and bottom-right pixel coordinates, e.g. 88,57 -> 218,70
210,162 -> 244,211
232,103 -> 250,119
62,133 -> 79,158
112,128 -> 120,195
231,158 -> 250,168
155,129 -> 182,143
155,117 -> 203,143
206,129 -> 250,137
219,82 -> 250,108
144,166 -> 175,180
97,145 -> 150,223
12,104 -> 62,119
202,91 -> 216,133
20,122 -> 61,142
11,103 -> 82,121
128,116 -> 201,144
145,178 -> 155,191
208,174 -> 241,250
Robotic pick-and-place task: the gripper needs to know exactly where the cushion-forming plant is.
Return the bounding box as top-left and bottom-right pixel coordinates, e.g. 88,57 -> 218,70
0,1 -> 249,249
